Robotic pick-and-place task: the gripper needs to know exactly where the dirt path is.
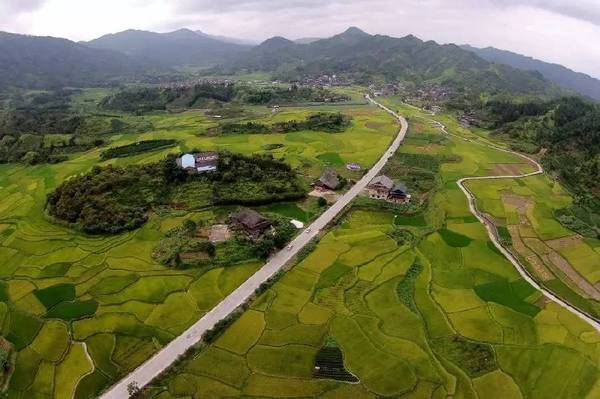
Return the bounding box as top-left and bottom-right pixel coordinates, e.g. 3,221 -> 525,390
99,95 -> 409,398
428,119 -> 600,331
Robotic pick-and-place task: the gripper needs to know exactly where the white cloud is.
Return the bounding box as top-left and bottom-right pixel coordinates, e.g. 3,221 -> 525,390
0,0 -> 599,78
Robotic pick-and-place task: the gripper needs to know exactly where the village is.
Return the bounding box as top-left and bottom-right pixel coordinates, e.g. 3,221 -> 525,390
172,153 -> 410,251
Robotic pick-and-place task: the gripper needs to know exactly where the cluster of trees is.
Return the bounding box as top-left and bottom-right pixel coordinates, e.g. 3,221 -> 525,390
210,152 -> 306,205
47,152 -> 306,234
219,112 -> 351,135
482,96 -> 599,195
100,139 -> 177,160
99,82 -> 236,113
46,162 -> 168,234
240,84 -> 350,105
0,90 -> 120,164
98,83 -> 349,114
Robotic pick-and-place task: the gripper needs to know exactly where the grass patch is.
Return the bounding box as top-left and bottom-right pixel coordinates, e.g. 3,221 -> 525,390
474,279 -> 540,317
45,300 -> 99,321
315,262 -> 352,291
438,228 -> 473,247
33,283 -> 76,310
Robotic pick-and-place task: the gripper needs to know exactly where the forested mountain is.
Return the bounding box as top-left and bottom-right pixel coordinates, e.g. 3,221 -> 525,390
481,96 -> 600,195
84,28 -> 250,67
462,45 -> 600,101
0,27 -> 563,97
228,27 -> 554,95
0,31 -> 139,90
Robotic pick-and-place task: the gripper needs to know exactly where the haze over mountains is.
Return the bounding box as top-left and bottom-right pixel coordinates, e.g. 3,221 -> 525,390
84,28 -> 250,67
1,26 -> 599,100
461,45 -> 600,101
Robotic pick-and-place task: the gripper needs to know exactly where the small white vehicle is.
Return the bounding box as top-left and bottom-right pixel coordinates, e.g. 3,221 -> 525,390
305,228 -> 311,234
287,244 -> 293,250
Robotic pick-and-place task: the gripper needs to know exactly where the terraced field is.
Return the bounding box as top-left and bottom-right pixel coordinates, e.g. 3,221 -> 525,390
467,175 -> 600,318
144,101 -> 600,399
0,97 -> 398,398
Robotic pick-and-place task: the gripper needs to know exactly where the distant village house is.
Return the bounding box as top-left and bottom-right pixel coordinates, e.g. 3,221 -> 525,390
176,152 -> 219,173
230,208 -> 273,239
367,175 -> 394,199
315,169 -> 342,191
367,175 -> 411,204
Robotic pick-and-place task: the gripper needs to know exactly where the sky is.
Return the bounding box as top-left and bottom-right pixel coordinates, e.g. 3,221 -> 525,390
1,0 -> 599,78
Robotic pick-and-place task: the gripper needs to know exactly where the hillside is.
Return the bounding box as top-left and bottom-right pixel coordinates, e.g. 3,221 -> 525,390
462,45 -> 600,101
84,28 -> 250,67
0,31 -> 139,90
228,27 -> 554,95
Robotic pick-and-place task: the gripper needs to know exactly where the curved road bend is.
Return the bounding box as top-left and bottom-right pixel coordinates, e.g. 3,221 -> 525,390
100,95 -> 408,398
430,119 -> 600,331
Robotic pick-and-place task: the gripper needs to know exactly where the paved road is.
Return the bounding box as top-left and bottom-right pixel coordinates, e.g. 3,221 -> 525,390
99,95 -> 408,398
432,120 -> 600,332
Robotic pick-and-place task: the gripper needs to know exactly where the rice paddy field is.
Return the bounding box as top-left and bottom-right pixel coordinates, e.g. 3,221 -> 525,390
144,99 -> 600,399
0,95 -> 399,398
466,175 -> 600,318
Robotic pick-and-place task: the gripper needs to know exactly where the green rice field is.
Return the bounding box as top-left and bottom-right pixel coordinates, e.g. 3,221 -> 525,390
0,96 -> 399,398
142,100 -> 600,399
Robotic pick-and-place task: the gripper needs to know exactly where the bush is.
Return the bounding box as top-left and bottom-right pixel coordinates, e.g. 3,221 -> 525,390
100,139 -> 177,160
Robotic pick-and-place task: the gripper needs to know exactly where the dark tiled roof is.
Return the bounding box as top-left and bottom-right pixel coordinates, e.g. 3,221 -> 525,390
369,175 -> 394,189
390,183 -> 409,195
231,208 -> 271,229
317,169 -> 341,190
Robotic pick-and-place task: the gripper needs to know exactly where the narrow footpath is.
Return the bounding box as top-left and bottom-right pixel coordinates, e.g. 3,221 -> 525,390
100,95 -> 408,398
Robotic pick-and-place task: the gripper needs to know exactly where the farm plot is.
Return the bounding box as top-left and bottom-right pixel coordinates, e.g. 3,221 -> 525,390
0,98 -> 399,398
467,175 -> 600,318
143,102 -> 600,399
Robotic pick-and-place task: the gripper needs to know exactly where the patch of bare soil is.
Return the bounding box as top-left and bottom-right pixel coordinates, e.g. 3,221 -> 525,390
501,192 -> 532,227
491,163 -> 527,176
543,252 -> 600,301
365,121 -> 386,130
535,295 -> 552,308
309,189 -> 340,204
546,235 -> 583,250
508,225 -> 534,257
525,254 -> 553,281
523,238 -> 553,255
508,225 -> 553,281
209,224 -> 231,243
180,252 -> 210,262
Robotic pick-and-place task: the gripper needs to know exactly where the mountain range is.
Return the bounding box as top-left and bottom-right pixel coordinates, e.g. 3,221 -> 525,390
0,31 -> 139,90
84,28 -> 250,67
461,45 -> 600,100
226,27 -> 551,96
1,26 -> 598,101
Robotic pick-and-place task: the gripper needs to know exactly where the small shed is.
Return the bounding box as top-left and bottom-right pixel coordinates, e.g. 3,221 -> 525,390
181,154 -> 196,169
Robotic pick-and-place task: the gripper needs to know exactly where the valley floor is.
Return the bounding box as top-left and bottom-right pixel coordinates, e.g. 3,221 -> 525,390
138,100 -> 600,399
0,92 -> 598,399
